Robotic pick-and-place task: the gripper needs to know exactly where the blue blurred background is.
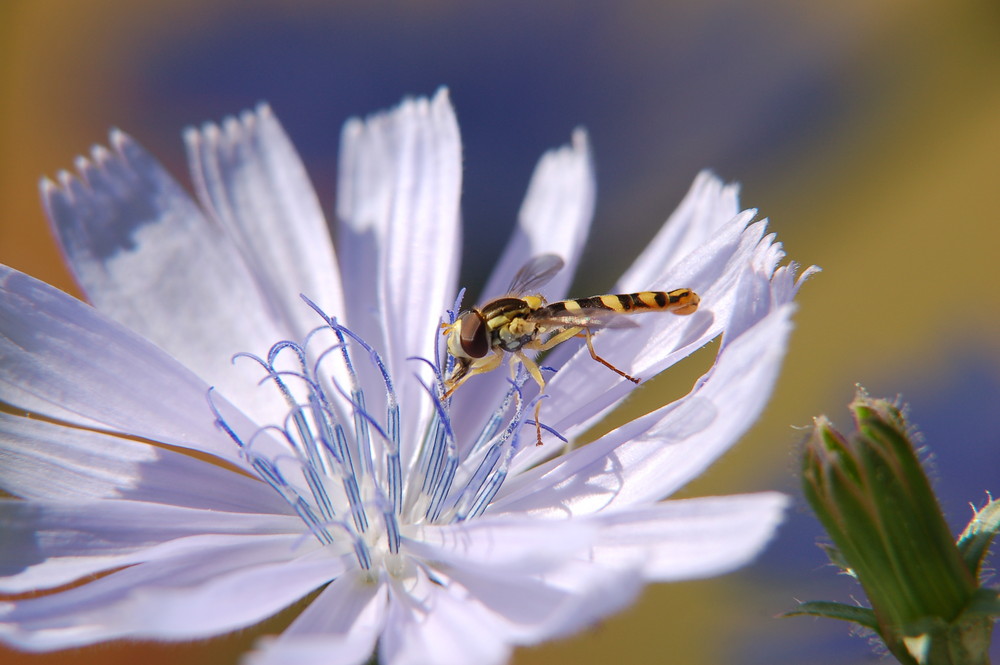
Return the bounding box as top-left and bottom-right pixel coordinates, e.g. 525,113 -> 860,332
2,1 -> 998,663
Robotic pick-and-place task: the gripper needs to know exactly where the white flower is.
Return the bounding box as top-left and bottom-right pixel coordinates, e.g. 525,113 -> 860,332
0,89 -> 814,665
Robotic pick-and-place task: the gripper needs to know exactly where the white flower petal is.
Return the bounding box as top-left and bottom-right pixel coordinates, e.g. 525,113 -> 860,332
433,496 -> 787,646
336,89 -> 462,455
185,104 -> 345,340
0,499 -> 300,592
495,297 -> 795,514
380,572 -> 512,665
0,412 -> 287,514
441,552 -> 645,645
482,128 -> 595,302
404,516 -> 596,574
41,131 -> 288,417
0,535 -> 336,650
378,91 -> 462,420
615,170 -> 742,293
248,573 -> 387,665
589,493 -> 789,580
0,265 -> 258,468
335,110 -> 394,350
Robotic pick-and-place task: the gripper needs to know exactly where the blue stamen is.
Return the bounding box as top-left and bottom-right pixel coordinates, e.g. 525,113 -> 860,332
439,288 -> 465,387
451,382 -> 529,521
467,390 -> 546,519
211,295 -> 544,572
304,396 -> 339,477
384,507 -> 401,554
417,413 -> 445,494
292,497 -> 334,546
408,354 -> 447,405
526,420 -> 568,443
470,381 -> 518,455
207,388 -> 246,449
386,446 -> 403,517
446,288 -> 466,324
340,465 -> 370,534
427,454 -> 458,522
451,442 -> 503,521
302,462 -> 336,522
415,377 -> 457,507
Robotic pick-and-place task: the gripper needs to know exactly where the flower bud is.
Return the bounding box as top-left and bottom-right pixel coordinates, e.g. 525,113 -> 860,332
794,389 -> 996,664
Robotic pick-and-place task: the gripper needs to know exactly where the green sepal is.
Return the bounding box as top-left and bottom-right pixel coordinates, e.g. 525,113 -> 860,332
956,498 -> 1000,578
783,600 -> 879,631
893,593 -> 998,665
818,542 -> 857,578
963,587 -> 1000,617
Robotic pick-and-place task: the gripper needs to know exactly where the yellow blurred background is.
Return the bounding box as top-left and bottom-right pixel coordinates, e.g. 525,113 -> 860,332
2,1 -> 998,663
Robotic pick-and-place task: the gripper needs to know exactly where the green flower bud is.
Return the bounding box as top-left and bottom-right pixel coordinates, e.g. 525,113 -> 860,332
792,389 -> 997,665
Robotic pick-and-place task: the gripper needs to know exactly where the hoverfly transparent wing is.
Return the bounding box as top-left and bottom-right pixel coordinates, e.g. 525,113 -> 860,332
505,253 -> 565,296
532,308 -> 640,331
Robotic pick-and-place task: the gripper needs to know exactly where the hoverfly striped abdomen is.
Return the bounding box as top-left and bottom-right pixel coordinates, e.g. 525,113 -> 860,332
542,288 -> 700,319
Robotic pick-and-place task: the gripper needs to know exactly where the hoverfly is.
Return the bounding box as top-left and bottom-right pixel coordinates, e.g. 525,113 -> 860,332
442,254 -> 700,440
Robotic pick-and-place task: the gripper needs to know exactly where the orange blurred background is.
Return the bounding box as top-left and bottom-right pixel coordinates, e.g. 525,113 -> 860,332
2,1 -> 998,663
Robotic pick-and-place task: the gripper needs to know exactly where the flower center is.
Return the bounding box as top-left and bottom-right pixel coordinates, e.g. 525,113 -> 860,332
209,297 -> 538,574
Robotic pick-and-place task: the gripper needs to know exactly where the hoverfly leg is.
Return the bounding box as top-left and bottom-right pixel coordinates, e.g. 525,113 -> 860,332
512,350 -> 546,392
582,328 -> 639,384
533,325 -> 583,352
442,350 -> 503,400
512,350 -> 549,446
533,400 -> 544,446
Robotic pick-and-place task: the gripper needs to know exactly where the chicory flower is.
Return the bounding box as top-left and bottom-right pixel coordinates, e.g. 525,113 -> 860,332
0,89 -> 812,664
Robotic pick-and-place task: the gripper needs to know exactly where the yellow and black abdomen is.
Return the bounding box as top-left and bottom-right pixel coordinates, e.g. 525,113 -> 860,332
546,289 -> 700,317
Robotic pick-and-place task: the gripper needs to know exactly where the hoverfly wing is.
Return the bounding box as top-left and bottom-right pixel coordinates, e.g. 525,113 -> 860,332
532,308 -> 640,331
505,253 -> 565,296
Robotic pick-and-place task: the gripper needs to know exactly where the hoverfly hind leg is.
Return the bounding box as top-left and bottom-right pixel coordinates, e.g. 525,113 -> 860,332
583,328 -> 639,384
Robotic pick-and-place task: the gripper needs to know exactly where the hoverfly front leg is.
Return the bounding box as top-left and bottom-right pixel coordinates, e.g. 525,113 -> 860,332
442,349 -> 503,400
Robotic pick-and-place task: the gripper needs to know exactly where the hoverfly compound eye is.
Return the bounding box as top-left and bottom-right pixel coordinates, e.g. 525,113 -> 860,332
459,311 -> 490,359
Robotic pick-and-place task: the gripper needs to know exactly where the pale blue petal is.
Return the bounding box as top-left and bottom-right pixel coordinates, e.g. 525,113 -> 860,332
588,493 -> 789,580
0,499 -> 301,592
0,265 -> 259,469
185,104 -> 344,340
42,131 -> 288,420
380,571 -> 512,665
248,573 -> 387,665
0,535 -> 337,650
441,495 -> 786,644
336,89 -> 463,460
523,213 -> 766,453
403,516 -> 596,574
440,550 -> 645,645
0,412 -> 287,514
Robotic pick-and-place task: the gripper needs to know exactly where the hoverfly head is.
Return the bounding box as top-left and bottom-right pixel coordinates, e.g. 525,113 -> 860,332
450,310 -> 490,360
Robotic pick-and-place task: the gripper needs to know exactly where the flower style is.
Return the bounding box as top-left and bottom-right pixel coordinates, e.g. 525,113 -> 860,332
0,89 -> 814,664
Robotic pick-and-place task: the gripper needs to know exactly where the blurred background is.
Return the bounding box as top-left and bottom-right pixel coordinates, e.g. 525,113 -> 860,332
1,1 -> 998,663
